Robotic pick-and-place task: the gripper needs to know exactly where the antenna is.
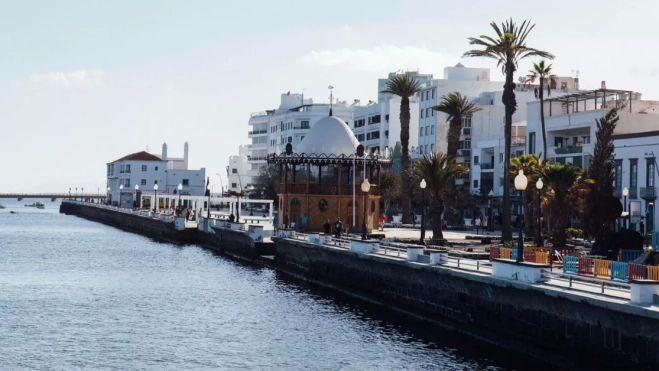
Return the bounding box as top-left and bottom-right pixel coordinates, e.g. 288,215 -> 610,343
328,85 -> 334,116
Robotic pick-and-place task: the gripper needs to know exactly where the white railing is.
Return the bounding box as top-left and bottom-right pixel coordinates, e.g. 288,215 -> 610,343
541,269 -> 630,297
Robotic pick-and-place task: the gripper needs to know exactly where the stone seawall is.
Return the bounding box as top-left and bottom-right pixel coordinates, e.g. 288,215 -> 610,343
274,238 -> 659,369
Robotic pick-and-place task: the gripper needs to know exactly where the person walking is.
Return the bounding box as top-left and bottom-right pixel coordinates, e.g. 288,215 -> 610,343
482,217 -> 488,235
379,213 -> 386,231
474,217 -> 481,234
334,218 -> 343,239
301,214 -> 308,232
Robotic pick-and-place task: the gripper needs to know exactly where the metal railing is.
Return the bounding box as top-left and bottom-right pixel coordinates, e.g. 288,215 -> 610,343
541,269 -> 630,296
641,187 -> 657,199
480,163 -> 494,170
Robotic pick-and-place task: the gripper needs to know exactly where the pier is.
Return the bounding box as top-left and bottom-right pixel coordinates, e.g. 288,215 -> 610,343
0,193 -> 107,201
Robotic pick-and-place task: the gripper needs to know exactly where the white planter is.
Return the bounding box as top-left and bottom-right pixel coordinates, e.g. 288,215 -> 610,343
430,252 -> 448,265
407,248 -> 424,262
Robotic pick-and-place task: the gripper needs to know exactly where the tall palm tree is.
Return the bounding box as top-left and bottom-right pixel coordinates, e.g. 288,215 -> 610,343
381,73 -> 422,224
464,19 -> 554,242
412,152 -> 469,240
541,163 -> 592,247
509,154 -> 547,241
526,60 -> 556,158
432,92 -> 482,159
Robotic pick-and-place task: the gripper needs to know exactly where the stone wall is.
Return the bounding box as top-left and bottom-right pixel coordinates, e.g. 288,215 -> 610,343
274,238 -> 659,369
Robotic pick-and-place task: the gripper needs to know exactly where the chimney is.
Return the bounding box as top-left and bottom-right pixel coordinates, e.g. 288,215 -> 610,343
161,142 -> 168,161
183,142 -> 189,170
601,81 -> 606,89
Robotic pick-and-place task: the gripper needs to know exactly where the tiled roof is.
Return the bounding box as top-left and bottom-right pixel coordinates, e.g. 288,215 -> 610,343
111,151 -> 162,163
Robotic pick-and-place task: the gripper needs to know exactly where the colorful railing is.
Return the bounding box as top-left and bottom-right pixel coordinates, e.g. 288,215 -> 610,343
489,246 -> 500,261
610,262 -> 628,281
563,256 -> 578,274
511,249 -> 518,261
628,264 -> 648,280
648,266 -> 659,281
500,248 -> 512,260
593,260 -> 610,278
535,251 -> 550,264
577,257 -> 594,276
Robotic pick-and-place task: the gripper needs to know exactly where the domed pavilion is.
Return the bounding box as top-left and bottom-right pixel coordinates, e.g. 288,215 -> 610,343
267,113 -> 390,233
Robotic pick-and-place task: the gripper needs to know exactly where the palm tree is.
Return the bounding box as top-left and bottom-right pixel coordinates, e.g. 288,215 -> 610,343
526,60 -> 556,158
541,163 -> 591,246
464,19 -> 554,242
381,73 -> 422,224
432,92 -> 482,158
412,152 -> 469,240
509,154 -> 547,241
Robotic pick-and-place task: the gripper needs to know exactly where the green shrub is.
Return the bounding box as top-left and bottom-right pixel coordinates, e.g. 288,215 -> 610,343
565,228 -> 583,239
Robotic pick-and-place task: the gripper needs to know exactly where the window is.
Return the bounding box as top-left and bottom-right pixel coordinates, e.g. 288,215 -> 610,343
419,146 -> 423,154
431,125 -> 435,135
425,144 -> 429,154
474,180 -> 479,188
425,127 -> 429,136
155,166 -> 158,171
301,136 -> 305,141
648,160 -> 655,187
432,89 -> 435,99
432,109 -> 435,117
124,179 -> 130,187
141,179 -> 146,186
300,120 -> 309,129
474,156 -> 479,165
461,116 -> 472,128
458,140 -> 471,149
182,179 -> 189,186
614,160 -> 622,190
125,164 -> 131,173
232,168 -> 237,174
499,153 -> 504,163
288,137 -> 292,143
385,130 -> 389,138
385,114 -> 389,122
371,131 -> 380,140
430,144 -> 435,153
426,108 -> 431,117
142,165 -> 147,171
529,132 -> 536,155
154,180 -> 158,184
231,183 -> 237,188
421,110 -> 424,118
630,159 -> 638,193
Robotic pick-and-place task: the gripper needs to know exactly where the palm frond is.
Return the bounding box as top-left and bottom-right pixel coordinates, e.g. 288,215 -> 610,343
379,73 -> 422,97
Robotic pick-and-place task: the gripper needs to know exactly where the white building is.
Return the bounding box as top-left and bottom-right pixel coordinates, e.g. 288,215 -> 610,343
106,142 -> 206,207
245,93 -> 357,190
227,145 -> 251,192
612,130 -> 659,235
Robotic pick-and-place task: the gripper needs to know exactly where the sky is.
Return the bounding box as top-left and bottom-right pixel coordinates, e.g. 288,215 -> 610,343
2,0 -> 658,193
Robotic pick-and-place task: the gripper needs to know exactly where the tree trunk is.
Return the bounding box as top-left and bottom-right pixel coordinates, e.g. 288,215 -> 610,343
551,195 -> 568,247
539,77 -> 548,159
446,117 -> 461,159
400,97 -> 412,224
524,190 -> 535,237
500,62 -> 516,242
430,198 -> 445,240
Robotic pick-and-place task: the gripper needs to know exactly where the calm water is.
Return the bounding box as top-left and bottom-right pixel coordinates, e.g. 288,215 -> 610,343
0,199 -> 547,370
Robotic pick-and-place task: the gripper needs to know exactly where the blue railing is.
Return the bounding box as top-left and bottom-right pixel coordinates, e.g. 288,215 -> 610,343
563,256 -> 578,274
511,249 -> 518,261
621,250 -> 644,263
610,261 -> 628,281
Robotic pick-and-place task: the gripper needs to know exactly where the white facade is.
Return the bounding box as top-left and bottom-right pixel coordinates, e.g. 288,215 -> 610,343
106,142 -> 206,207
227,145 -> 251,192
612,131 -> 659,235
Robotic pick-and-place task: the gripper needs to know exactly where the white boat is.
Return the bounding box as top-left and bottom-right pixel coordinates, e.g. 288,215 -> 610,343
37,205 -> 45,209
25,202 -> 45,208
10,211 -> 18,214
0,203 -> 5,209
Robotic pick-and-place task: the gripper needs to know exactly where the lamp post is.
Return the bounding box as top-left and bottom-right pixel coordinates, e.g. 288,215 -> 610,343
623,187 -> 629,229
106,186 -> 110,204
153,183 -> 159,212
75,187 -> 78,201
134,184 -> 139,209
69,187 -> 72,200
249,186 -> 254,216
207,182 -> 211,219
81,187 -> 84,202
647,202 -> 654,248
488,190 -> 494,232
177,183 -> 183,207
420,179 -> 427,245
361,179 -> 370,240
235,185 -> 242,222
119,184 -> 123,208
536,178 -> 544,247
514,170 -> 528,262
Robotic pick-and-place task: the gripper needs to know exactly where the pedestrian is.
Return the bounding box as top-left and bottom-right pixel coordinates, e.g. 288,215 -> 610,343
379,213 -> 386,231
290,220 -> 296,230
411,212 -> 416,228
301,214 -> 308,232
334,218 -> 343,239
474,217 -> 481,234
273,214 -> 279,229
482,218 -> 488,235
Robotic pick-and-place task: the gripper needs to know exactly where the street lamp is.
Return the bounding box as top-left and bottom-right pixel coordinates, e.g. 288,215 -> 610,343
106,186 -> 110,204
249,186 -> 255,216
647,202 -> 654,248
81,187 -> 84,202
623,187 -> 629,229
119,184 -> 123,208
75,187 -> 78,201
235,185 -> 242,222
488,190 -> 494,232
178,183 -> 183,207
420,179 -> 427,245
153,183 -> 159,212
69,187 -> 72,200
514,170 -> 528,262
361,178 -> 371,240
536,178 -> 544,247
134,184 -> 139,209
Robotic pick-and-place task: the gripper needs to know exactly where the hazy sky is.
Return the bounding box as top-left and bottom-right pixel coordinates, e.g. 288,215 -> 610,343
2,0 -> 658,193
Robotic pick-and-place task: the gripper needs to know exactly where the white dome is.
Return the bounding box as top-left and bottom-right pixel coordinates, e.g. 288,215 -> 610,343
296,116 -> 360,155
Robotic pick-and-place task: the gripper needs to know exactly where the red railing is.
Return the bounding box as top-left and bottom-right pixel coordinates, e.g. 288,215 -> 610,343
489,246 -> 500,261
628,264 -> 648,281
523,251 -> 536,263
577,257 -> 594,276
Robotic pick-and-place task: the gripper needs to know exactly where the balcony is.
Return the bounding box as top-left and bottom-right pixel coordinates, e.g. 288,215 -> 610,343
248,143 -> 267,149
455,173 -> 470,180
641,187 -> 657,199
248,156 -> 267,162
554,146 -> 583,155
511,136 -> 526,146
248,129 -> 267,135
457,149 -> 471,158
480,163 -> 494,170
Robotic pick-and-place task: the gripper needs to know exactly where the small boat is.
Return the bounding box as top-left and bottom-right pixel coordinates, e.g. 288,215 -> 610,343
10,211 -> 18,214
0,203 -> 5,209
37,205 -> 45,209
25,202 -> 45,208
